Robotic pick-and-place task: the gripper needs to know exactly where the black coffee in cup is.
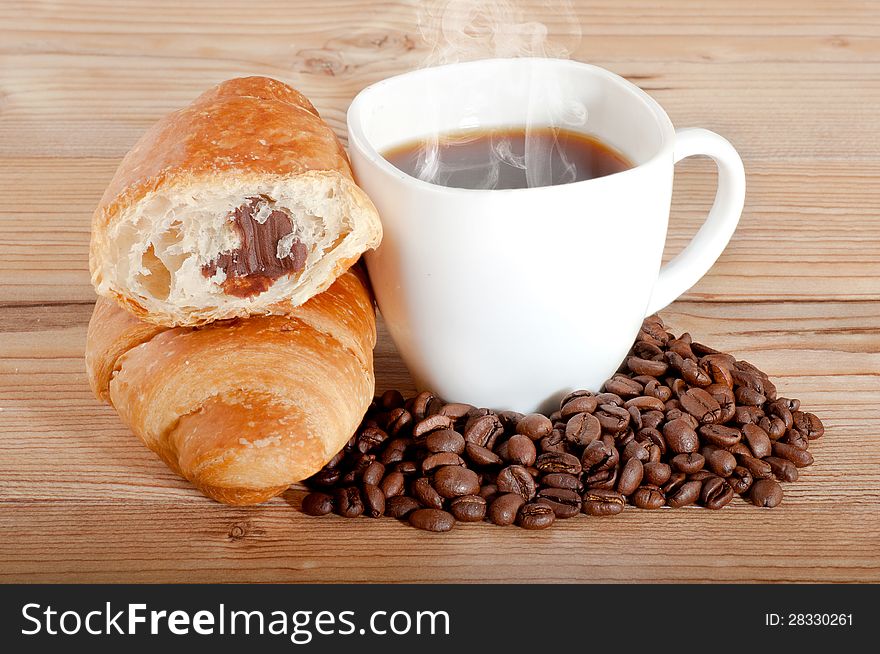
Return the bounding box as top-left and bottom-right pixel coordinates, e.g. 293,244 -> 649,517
383,126 -> 632,190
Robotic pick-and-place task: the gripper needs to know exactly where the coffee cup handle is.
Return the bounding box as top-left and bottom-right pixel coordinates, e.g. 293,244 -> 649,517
645,127 -> 746,315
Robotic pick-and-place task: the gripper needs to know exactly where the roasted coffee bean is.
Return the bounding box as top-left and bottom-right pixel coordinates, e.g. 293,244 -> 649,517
412,414 -> 454,441
412,477 -> 444,509
626,356 -> 669,377
632,485 -> 665,510
380,471 -> 405,498
449,495 -> 487,522
409,508 -> 455,532
584,466 -> 618,490
627,406 -> 643,431
741,423 -> 772,458
700,355 -> 735,388
671,452 -> 705,474
385,495 -> 421,519
465,442 -> 503,466
617,457 -> 644,496
704,447 -> 737,477
433,465 -> 480,498
426,429 -> 466,454
604,376 -> 644,398
732,367 -> 765,395
539,429 -> 568,454
645,382 -> 673,403
541,473 -> 583,492
438,402 -> 474,421
323,449 -> 345,470
516,413 -> 553,440
302,491 -> 334,516
497,434 -> 537,466
625,396 -> 667,413
705,384 -> 736,423
688,470 -> 717,482
643,462 -> 672,486
782,429 -> 810,451
669,334 -> 696,359
636,426 -> 664,448
517,502 -> 556,529
595,404 -> 631,433
793,411 -> 824,439
750,479 -> 783,508
489,493 -> 526,526
535,452 -> 582,475
726,466 -> 754,494
334,487 -> 364,518
410,391 -> 436,420
772,442 -> 814,468
536,488 -> 582,518
700,477 -> 734,510
632,341 -> 664,360
640,318 -> 670,344
463,414 -> 503,449
496,465 -> 537,500
733,405 -> 764,425
497,410 -> 524,432
699,424 -> 742,448
679,388 -> 723,424
663,419 -> 699,453
767,400 -> 794,431
357,427 -> 388,453
596,392 -> 625,406
341,453 -> 375,484
680,358 -> 712,387
737,454 -> 773,480
581,439 -> 615,472
308,467 -> 341,488
361,461 -> 386,486
761,416 -> 787,440
582,488 -> 626,516
479,483 -> 498,501
379,389 -> 405,410
764,456 -> 798,482
362,483 -> 385,518
560,395 -> 599,419
735,386 -> 766,407
622,440 -> 650,463
386,407 -> 413,436
565,412 -> 602,447
669,376 -> 688,398
666,480 -> 702,508
380,438 -> 410,465
421,452 -> 465,473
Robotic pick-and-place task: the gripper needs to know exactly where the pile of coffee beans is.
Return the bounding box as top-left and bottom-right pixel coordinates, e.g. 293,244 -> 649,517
301,315 -> 824,532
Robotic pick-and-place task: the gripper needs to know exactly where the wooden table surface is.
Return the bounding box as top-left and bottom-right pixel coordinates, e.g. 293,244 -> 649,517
1,0 -> 878,583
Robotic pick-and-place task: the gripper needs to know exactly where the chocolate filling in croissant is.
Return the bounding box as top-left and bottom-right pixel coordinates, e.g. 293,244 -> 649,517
202,196 -> 308,298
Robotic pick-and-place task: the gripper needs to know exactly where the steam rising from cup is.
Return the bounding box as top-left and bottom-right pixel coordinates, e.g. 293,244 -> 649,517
412,0 -> 586,189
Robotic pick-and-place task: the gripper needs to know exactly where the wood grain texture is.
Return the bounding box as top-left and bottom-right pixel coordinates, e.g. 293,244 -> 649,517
1,0 -> 878,583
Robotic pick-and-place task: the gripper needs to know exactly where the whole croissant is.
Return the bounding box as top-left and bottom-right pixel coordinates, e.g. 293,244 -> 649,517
85,269 -> 375,505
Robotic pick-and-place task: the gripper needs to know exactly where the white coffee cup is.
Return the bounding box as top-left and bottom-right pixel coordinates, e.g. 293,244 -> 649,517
347,58 -> 745,412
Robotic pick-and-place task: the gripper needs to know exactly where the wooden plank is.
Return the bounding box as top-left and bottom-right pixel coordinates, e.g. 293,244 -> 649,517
1,160 -> 878,303
2,502 -> 877,583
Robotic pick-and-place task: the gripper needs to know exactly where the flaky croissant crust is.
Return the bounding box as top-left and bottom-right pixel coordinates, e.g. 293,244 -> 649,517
86,269 -> 376,505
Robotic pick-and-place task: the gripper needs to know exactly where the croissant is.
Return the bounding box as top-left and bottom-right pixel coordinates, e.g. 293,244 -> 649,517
89,76 -> 382,327
85,269 -> 376,505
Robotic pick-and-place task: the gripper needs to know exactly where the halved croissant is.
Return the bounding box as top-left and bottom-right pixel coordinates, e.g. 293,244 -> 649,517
86,269 -> 376,505
89,76 -> 382,327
